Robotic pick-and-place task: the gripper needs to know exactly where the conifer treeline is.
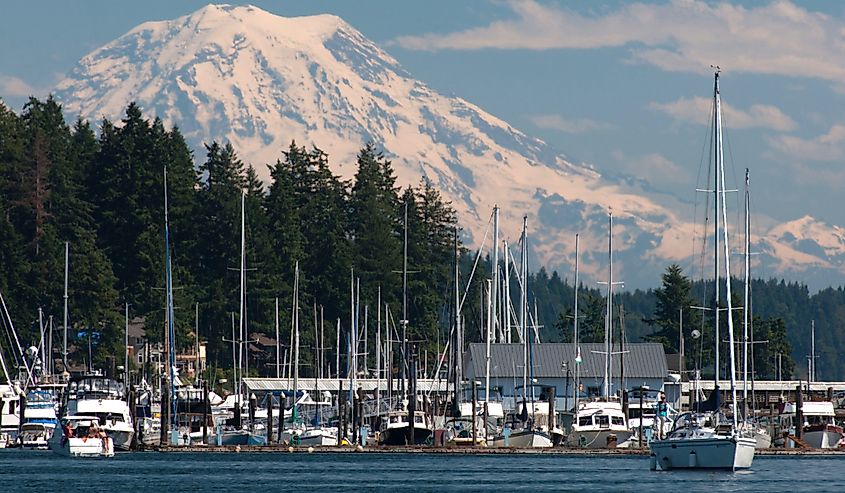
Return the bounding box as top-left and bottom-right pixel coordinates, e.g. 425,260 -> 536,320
0,98 -> 462,374
0,97 -> 840,380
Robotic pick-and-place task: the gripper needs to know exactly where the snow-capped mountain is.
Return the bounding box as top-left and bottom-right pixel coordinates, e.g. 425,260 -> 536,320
53,4 -> 845,288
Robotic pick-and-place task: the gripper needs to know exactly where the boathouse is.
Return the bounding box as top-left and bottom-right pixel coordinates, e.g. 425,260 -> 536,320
463,342 -> 670,411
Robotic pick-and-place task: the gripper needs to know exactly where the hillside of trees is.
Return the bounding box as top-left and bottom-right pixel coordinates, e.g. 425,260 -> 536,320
0,96 -> 840,381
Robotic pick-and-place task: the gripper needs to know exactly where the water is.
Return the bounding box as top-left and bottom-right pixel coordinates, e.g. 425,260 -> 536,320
2,450 -> 844,492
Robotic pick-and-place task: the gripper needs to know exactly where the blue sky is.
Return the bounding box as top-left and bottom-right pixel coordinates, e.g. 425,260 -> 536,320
3,0 -> 845,232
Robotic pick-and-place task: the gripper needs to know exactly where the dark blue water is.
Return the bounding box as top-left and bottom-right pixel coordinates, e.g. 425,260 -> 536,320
2,450 -> 844,492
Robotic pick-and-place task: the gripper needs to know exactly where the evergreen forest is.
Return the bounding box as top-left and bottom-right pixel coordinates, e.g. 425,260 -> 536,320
0,97 -> 841,381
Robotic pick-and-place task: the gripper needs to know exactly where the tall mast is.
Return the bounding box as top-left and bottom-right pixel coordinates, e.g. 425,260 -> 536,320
604,212 -> 613,400
124,303 -> 129,390
402,201 -> 409,396
453,228 -> 462,405
484,279 -> 492,407
519,216 -> 530,405
713,71 -> 721,385
492,206 -> 500,343
63,242 -> 69,372
742,168 -> 750,414
573,234 -> 581,414
715,70 -> 740,428
164,167 -> 177,432
293,261 -> 300,418
275,297 -> 280,379
238,190 -> 246,402
503,240 -> 511,343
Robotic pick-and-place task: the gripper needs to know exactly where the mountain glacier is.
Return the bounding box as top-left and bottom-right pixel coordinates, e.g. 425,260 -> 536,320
52,4 -> 845,289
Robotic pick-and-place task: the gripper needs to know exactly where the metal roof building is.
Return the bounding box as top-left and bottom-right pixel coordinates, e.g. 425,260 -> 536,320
464,342 -> 670,409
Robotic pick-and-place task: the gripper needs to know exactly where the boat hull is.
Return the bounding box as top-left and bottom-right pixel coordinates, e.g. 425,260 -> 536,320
48,433 -> 114,458
299,429 -> 338,447
379,426 -> 432,446
650,436 -> 755,470
803,429 -> 843,449
569,428 -> 633,449
489,429 -> 553,448
105,427 -> 134,451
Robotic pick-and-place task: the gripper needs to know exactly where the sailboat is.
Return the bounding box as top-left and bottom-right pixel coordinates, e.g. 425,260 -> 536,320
649,69 -> 756,471
489,216 -> 552,448
739,169 -> 771,449
568,213 -> 631,449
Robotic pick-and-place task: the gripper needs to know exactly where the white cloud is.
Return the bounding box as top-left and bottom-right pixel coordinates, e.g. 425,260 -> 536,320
394,1 -> 845,84
611,150 -> 689,187
528,113 -> 611,133
0,75 -> 36,98
767,124 -> 845,162
649,96 -> 797,131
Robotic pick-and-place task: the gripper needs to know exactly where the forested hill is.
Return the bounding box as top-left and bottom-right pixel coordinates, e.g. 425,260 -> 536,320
0,97 -> 841,380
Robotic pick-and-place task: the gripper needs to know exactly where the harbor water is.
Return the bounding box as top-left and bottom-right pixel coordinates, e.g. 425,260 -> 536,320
3,450 -> 845,492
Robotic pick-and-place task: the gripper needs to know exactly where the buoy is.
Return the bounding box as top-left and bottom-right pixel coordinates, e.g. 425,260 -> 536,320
288,446 -> 294,453
307,446 -> 314,453
355,445 -> 364,452
649,454 -> 658,471
235,445 -> 241,453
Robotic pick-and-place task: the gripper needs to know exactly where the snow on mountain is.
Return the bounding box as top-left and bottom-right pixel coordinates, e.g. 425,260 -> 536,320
52,4 -> 843,288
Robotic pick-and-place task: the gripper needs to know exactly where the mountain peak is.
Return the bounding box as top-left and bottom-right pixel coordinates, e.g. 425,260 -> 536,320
52,6 -> 845,289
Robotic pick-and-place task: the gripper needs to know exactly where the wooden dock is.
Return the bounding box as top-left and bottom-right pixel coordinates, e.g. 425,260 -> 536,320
148,445 -> 845,456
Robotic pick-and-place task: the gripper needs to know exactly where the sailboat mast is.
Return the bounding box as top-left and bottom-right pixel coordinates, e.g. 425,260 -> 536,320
238,190 -> 246,402
402,201 -> 408,396
521,217 -> 528,399
604,212 -> 613,400
453,229 -> 462,405
63,242 -> 69,372
743,168 -> 750,413
573,234 -> 581,413
484,279 -> 492,406
275,297 -> 280,379
713,73 -> 721,386
715,70 -> 740,428
164,167 -> 178,432
293,261 -> 300,415
492,206 -> 499,343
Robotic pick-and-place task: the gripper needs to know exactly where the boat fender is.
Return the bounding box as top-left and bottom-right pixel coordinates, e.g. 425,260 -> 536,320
307,446 -> 314,453
688,450 -> 697,468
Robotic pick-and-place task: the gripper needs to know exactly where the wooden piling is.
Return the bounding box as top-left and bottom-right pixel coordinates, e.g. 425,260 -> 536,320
795,384 -> 803,440
202,380 -> 209,446
266,393 -> 273,445
278,393 -> 286,443
471,381 -> 477,446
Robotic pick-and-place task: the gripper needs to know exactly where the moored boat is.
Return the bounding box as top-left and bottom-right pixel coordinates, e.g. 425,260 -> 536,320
48,416 -> 114,458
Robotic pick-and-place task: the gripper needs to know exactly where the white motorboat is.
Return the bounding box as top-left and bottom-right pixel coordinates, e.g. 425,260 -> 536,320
48,416 -> 114,458
65,375 -> 134,451
299,426 -> 338,447
569,399 -> 632,448
781,401 -> 843,449
18,389 -> 58,449
489,426 -> 552,448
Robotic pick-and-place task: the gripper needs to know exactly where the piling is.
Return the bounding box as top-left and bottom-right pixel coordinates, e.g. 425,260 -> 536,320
638,390 -> 644,446
17,393 -> 26,444
351,389 -> 359,445
471,381 -> 478,446
128,387 -> 138,450
356,387 -> 364,446
407,345 -> 417,446
795,384 -> 803,440
266,393 -> 273,444
249,393 -> 257,432
548,385 -> 557,431
339,381 -> 347,441
278,393 -> 286,443
202,380 -> 209,446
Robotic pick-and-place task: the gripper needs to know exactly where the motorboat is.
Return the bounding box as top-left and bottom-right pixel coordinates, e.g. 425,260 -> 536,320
781,401 -> 843,449
48,416 -> 114,458
65,375 -> 134,451
568,399 -> 632,448
379,409 -> 432,446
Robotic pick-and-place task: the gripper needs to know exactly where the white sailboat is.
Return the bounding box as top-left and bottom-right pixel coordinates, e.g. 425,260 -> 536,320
649,69 -> 756,471
568,213 -> 631,449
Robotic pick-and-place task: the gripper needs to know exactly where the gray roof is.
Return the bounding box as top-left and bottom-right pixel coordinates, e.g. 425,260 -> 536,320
464,342 -> 668,379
